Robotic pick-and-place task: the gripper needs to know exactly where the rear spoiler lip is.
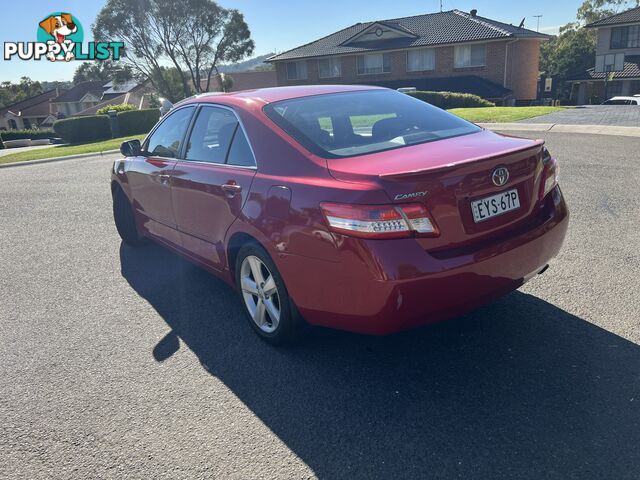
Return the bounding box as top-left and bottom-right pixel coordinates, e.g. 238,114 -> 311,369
378,140 -> 545,179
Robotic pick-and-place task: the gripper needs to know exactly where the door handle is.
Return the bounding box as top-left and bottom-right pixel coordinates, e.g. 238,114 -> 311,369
158,173 -> 170,185
221,182 -> 242,196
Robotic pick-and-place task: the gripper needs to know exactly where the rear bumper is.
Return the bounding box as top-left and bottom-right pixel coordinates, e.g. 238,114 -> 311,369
279,187 -> 569,335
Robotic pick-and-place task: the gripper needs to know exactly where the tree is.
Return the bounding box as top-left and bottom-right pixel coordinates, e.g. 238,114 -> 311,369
576,0 -> 639,24
93,0 -> 254,99
73,60 -> 133,84
0,77 -> 43,108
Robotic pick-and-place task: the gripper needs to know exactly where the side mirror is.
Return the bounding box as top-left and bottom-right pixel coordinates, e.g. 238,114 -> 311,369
120,139 -> 142,157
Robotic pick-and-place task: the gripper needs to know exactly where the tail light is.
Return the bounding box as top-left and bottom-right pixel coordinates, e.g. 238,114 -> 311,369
540,148 -> 559,199
320,202 -> 439,239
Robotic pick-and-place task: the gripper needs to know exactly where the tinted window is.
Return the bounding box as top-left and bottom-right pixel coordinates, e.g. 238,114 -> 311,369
146,106 -> 194,158
227,128 -> 256,167
185,106 -> 238,163
263,90 -> 481,159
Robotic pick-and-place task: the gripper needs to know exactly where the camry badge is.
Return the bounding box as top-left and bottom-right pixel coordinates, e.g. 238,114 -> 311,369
492,167 -> 509,187
394,191 -> 428,201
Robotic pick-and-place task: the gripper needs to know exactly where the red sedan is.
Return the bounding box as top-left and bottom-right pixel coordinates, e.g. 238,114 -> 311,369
112,85 -> 568,344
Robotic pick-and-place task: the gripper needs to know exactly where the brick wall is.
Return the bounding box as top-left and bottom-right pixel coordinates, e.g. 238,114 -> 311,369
504,40 -> 541,100
274,39 -> 543,101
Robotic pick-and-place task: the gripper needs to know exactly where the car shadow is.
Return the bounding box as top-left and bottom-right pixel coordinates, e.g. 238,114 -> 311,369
120,243 -> 640,479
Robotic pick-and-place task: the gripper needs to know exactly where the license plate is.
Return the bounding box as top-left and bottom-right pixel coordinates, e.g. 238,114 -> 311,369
471,189 -> 520,223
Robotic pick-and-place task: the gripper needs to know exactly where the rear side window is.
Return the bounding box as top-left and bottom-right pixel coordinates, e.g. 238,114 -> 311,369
185,106 -> 238,164
227,128 -> 256,167
146,106 -> 194,158
263,89 -> 481,159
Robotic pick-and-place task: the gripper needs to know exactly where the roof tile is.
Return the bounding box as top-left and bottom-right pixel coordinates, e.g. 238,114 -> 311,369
268,9 -> 548,62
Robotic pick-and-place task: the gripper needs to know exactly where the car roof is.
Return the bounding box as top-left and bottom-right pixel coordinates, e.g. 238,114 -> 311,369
177,85 -> 386,109
607,96 -> 639,101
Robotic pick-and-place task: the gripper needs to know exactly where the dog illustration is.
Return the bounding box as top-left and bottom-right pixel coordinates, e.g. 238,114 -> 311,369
39,13 -> 77,61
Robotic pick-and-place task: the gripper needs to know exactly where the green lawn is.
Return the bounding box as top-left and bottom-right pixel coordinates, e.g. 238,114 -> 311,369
0,134 -> 145,165
448,106 -> 566,123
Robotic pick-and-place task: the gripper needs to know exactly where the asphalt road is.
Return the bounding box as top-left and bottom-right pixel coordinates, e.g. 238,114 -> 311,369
1,132 -> 639,479
521,105 -> 640,127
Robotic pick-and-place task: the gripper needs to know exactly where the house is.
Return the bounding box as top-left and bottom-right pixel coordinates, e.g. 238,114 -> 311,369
0,89 -> 63,130
50,80 -> 152,117
569,6 -> 640,104
267,9 -> 549,103
49,81 -> 106,117
71,80 -> 155,116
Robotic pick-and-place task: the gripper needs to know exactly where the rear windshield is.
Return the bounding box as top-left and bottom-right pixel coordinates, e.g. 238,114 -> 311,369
263,89 -> 481,158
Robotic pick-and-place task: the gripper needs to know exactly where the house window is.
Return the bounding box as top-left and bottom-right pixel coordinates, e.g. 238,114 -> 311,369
595,53 -> 625,73
23,118 -> 31,129
454,44 -> 486,68
318,58 -> 342,78
8,119 -> 17,129
407,48 -> 435,72
611,25 -> 640,49
286,61 -> 308,81
356,53 -> 391,75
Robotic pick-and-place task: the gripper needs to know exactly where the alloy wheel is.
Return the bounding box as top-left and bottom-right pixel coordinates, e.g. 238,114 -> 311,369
240,255 -> 281,333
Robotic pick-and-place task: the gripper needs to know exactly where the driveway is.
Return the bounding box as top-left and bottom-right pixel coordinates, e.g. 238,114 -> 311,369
1,132 -> 639,479
521,105 -> 640,126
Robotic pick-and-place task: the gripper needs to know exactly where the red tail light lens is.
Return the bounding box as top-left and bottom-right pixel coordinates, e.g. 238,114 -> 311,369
320,202 -> 439,239
540,149 -> 559,199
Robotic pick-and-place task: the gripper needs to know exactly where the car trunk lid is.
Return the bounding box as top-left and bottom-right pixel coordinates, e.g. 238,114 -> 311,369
327,130 -> 546,251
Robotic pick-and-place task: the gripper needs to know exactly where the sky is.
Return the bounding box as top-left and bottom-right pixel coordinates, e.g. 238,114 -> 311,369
0,0 -> 584,83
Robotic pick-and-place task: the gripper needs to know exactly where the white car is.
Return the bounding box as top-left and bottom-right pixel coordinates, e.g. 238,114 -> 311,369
602,96 -> 640,105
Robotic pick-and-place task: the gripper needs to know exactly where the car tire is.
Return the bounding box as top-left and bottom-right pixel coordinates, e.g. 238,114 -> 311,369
235,243 -> 305,345
113,186 -> 147,247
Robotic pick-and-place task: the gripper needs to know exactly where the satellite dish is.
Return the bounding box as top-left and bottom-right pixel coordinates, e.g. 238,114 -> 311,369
518,18 -> 525,28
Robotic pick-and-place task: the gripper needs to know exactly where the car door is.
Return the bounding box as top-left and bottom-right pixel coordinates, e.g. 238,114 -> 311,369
171,105 -> 257,270
126,105 -> 195,244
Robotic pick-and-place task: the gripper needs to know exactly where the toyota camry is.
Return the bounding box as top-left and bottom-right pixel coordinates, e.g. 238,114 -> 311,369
111,85 -> 568,344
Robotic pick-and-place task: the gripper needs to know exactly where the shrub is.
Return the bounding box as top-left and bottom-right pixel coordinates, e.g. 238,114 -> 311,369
0,128 -> 55,141
405,91 -> 494,109
117,109 -> 160,136
53,115 -> 112,143
0,136 -> 3,149
96,103 -> 137,115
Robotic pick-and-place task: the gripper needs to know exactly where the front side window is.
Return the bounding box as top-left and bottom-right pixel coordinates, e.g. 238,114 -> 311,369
318,58 -> 342,78
454,44 -> 486,68
185,106 -> 238,164
356,53 -> 391,75
263,89 -> 481,159
407,48 -> 435,72
146,106 -> 195,158
286,61 -> 308,80
611,25 -> 640,49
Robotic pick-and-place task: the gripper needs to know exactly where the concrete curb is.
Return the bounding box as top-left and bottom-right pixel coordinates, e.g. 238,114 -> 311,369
0,149 -> 119,169
479,123 -> 640,137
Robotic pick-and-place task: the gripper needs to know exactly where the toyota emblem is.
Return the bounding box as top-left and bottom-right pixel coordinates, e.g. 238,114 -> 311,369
492,167 -> 509,187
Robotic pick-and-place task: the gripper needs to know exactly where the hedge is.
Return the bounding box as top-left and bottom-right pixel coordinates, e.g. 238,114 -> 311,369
405,91 -> 494,109
117,109 -> 160,136
0,128 -> 55,141
53,115 -> 112,143
96,103 -> 136,115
